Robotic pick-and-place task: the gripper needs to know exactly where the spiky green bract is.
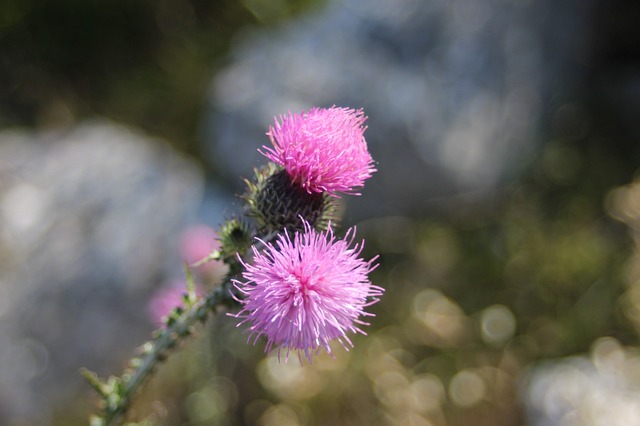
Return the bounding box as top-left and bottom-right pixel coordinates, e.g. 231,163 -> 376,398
244,162 -> 341,234
217,218 -> 252,264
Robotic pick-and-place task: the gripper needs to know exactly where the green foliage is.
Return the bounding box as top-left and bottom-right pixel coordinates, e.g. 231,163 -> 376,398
0,0 -> 324,155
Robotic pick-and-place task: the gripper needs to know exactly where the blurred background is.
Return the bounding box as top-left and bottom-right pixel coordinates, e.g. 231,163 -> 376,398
1,0 -> 640,424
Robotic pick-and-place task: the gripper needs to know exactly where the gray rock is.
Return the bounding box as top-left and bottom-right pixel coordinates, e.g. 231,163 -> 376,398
205,0 -> 596,219
0,121 -> 203,424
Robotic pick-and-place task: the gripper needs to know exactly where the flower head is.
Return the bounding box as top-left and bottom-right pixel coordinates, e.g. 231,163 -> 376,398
262,106 -> 376,196
232,220 -> 383,363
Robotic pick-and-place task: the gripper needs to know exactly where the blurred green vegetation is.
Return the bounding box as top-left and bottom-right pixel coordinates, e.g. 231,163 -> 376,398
0,0 -> 323,156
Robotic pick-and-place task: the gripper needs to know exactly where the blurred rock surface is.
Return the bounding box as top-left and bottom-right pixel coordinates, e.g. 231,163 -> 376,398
523,338 -> 640,426
206,0 -> 596,220
0,121 -> 203,424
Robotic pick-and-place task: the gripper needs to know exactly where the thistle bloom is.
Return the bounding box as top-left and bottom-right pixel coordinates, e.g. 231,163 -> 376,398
232,221 -> 383,362
262,106 -> 376,196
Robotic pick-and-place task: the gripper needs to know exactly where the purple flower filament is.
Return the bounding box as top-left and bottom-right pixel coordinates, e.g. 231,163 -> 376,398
233,221 -> 383,363
262,106 -> 377,197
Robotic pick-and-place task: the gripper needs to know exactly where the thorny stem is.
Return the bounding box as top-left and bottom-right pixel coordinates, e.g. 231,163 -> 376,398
86,265 -> 241,426
84,223 -> 288,425
87,202 -> 320,426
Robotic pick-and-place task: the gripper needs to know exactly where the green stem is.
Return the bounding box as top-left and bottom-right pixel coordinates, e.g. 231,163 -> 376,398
95,277 -> 239,426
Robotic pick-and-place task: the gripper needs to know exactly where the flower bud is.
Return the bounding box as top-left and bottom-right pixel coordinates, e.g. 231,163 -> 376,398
244,163 -> 341,233
217,218 -> 252,262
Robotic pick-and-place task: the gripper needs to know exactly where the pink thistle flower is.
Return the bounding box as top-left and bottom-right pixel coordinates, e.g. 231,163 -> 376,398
232,220 -> 384,363
262,106 -> 376,196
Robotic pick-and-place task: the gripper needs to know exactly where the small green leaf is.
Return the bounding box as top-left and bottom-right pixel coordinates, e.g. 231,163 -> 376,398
80,368 -> 107,397
184,262 -> 197,302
